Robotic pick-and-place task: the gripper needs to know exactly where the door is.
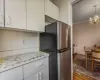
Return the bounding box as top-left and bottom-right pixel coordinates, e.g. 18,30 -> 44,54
57,22 -> 69,50
24,70 -> 49,80
0,0 -> 4,27
45,0 -> 59,20
5,0 -> 26,29
60,22 -> 68,49
39,69 -> 49,80
26,0 -> 45,32
24,73 -> 38,80
38,69 -> 49,80
42,58 -> 49,80
0,66 -> 23,80
45,0 -> 53,18
58,22 -> 71,80
60,50 -> 71,80
52,3 -> 59,20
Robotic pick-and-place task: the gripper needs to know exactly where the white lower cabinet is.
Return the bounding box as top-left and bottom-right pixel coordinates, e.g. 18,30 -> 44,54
0,66 -> 23,80
24,57 -> 49,80
39,69 -> 49,80
24,73 -> 38,80
24,69 -> 48,80
0,57 -> 49,80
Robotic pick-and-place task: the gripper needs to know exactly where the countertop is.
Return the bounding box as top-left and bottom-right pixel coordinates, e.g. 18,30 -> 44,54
0,51 -> 49,73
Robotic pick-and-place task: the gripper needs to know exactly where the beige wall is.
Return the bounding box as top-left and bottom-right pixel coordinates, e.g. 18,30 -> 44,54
0,29 -> 39,58
73,21 -> 100,55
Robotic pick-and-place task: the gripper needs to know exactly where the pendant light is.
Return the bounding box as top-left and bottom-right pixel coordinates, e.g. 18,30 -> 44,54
89,5 -> 100,24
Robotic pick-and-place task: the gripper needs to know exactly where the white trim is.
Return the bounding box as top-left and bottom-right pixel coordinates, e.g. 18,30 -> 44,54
57,22 -> 60,80
73,20 -> 89,24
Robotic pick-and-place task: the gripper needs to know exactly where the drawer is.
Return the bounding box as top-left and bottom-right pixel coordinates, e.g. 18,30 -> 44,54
23,57 -> 48,79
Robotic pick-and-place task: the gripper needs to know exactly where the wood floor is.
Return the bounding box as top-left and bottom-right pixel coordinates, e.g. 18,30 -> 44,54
73,72 -> 96,80
73,54 -> 99,80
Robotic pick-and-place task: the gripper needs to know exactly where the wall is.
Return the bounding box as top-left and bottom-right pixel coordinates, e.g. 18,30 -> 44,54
73,21 -> 100,55
0,29 -> 39,58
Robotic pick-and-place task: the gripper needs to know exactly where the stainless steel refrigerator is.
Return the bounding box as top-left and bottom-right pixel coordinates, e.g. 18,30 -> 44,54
40,21 -> 71,80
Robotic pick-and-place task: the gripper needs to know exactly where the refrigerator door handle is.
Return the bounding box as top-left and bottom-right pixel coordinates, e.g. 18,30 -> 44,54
57,48 -> 71,53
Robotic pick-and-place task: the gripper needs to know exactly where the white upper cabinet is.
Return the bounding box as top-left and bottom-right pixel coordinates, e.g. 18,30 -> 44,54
5,0 -> 26,29
26,0 -> 45,32
0,0 -> 4,27
0,0 -> 45,32
52,4 -> 59,20
45,0 -> 59,20
0,67 -> 23,80
45,0 -> 53,18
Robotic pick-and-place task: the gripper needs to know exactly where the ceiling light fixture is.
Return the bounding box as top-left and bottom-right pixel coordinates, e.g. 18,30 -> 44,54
89,5 -> 100,24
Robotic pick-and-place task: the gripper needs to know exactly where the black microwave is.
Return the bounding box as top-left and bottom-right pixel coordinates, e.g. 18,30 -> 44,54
40,32 -> 57,52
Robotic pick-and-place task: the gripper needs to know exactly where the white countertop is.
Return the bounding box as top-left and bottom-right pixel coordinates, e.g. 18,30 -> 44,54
0,51 -> 49,73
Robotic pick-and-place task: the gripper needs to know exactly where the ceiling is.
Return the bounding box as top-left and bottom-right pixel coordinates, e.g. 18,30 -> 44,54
73,0 -> 100,23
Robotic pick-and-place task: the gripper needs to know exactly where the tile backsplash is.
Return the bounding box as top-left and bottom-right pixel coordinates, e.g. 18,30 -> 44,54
0,29 -> 39,58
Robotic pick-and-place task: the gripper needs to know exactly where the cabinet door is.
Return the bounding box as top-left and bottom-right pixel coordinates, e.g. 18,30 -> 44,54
23,59 -> 45,78
52,4 -> 59,20
0,67 -> 23,80
25,70 -> 49,80
24,73 -> 38,80
41,57 -> 49,80
45,0 -> 59,21
26,0 -> 45,32
0,73 -> 3,80
40,69 -> 49,80
45,0 -> 53,18
0,0 -> 4,27
5,0 -> 26,29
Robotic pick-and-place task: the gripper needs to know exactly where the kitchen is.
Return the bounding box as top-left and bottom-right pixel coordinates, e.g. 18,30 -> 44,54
0,0 -> 72,80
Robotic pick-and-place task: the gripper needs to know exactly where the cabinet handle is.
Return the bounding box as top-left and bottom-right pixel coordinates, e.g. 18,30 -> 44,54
0,15 -> 4,24
37,73 -> 39,80
39,72 -> 43,80
7,16 -> 11,25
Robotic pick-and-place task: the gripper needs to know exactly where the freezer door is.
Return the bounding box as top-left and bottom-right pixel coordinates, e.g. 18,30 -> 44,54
57,22 -> 69,50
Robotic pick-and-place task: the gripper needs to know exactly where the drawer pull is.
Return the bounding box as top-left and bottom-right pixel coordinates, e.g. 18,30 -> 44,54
36,73 -> 39,80
39,72 -> 43,80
